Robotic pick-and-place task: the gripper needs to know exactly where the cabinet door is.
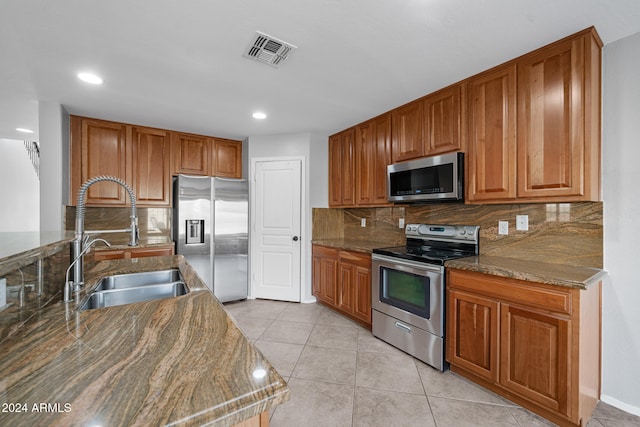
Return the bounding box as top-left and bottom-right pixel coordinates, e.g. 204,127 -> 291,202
467,65 -> 517,202
424,84 -> 464,155
392,99 -> 424,162
212,138 -> 242,178
312,245 -> 339,305
328,129 -> 355,207
328,134 -> 343,207
356,114 -> 392,206
447,289 -> 500,381
338,263 -> 355,315
172,133 -> 210,176
517,35 -> 586,199
320,257 -> 338,305
72,117 -> 129,205
353,265 -> 372,324
355,120 -> 374,205
131,127 -> 171,206
500,303 -> 571,416
372,114 -> 393,204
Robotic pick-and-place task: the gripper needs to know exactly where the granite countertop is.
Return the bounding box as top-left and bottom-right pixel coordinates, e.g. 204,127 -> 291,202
445,255 -> 606,290
0,255 -> 289,427
311,238 -> 400,253
313,239 -> 605,291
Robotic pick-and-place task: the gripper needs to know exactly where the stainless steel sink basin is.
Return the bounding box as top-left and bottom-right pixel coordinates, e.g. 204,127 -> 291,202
92,269 -> 183,291
79,281 -> 188,311
79,269 -> 189,311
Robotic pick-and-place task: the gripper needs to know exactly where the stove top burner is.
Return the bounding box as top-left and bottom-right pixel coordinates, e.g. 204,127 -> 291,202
373,223 -> 480,265
372,245 -> 475,265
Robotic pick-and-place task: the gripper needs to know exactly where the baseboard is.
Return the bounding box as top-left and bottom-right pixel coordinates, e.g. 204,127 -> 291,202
600,394 -> 640,417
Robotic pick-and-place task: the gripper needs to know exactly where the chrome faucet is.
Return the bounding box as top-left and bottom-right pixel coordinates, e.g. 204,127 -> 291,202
70,176 -> 139,293
63,238 -> 111,303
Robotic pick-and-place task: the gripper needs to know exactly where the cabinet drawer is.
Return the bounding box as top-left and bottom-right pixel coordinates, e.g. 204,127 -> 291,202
448,269 -> 572,315
339,250 -> 371,267
312,245 -> 339,259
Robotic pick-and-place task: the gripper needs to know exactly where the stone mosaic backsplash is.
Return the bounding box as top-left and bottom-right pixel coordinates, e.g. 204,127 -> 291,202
313,202 -> 603,268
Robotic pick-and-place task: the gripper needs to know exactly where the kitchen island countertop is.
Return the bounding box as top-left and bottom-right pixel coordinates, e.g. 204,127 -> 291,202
0,255 -> 289,427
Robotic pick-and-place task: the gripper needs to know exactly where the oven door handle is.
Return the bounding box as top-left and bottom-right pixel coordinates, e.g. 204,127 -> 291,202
394,321 -> 412,333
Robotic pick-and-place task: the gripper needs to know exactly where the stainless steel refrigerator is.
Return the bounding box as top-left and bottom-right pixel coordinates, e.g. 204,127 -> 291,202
173,175 -> 248,302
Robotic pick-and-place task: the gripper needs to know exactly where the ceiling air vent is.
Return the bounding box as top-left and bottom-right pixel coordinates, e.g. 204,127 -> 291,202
245,31 -> 297,67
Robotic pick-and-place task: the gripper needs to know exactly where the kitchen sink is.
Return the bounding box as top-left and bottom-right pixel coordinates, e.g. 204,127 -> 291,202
79,281 -> 189,311
79,269 -> 189,311
92,269 -> 183,291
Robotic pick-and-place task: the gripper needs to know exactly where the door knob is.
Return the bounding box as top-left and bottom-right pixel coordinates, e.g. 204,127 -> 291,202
292,236 -> 299,241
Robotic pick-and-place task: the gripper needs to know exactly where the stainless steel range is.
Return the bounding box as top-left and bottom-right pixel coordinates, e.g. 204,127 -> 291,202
371,224 -> 479,371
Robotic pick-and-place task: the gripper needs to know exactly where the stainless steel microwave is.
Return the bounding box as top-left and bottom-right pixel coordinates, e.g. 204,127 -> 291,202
387,152 -> 463,203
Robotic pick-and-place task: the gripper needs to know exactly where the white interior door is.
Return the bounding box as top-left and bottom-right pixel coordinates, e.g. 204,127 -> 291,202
252,159 -> 302,301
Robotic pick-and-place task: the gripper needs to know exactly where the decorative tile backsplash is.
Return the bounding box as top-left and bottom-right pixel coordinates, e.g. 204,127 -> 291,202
313,202 -> 603,268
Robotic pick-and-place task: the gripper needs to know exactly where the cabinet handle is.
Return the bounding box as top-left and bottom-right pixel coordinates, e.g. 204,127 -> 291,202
394,322 -> 411,333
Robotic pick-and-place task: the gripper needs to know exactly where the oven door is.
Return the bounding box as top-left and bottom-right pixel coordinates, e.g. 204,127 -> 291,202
371,253 -> 444,336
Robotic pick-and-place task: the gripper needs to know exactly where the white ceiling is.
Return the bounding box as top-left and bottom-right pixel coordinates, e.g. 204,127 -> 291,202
1,0 -> 640,142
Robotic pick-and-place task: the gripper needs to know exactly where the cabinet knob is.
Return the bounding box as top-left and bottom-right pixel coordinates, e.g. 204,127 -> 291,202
292,236 -> 299,241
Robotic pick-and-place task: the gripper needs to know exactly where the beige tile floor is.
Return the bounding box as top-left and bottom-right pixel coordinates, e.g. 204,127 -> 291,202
224,299 -> 640,427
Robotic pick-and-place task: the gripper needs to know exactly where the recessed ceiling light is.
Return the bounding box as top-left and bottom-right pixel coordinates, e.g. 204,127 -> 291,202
252,112 -> 267,120
77,72 -> 103,85
16,127 -> 34,133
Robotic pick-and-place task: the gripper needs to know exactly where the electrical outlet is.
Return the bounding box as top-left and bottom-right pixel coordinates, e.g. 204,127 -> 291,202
399,218 -> 405,228
0,278 -> 6,310
516,215 -> 529,231
498,220 -> 509,235
361,218 -> 366,227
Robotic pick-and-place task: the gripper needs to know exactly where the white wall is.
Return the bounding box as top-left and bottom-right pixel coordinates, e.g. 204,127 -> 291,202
0,139 -> 39,232
602,31 -> 640,415
38,101 -> 68,232
247,132 -> 328,303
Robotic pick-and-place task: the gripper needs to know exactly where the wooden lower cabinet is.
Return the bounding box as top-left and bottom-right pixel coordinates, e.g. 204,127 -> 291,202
233,411 -> 269,427
446,269 -> 601,427
448,289 -> 499,382
312,244 -> 372,327
88,245 -> 174,262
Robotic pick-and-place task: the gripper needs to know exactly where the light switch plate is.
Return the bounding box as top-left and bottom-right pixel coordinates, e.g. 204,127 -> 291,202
516,215 -> 529,231
498,221 -> 509,235
361,218 -> 366,228
399,218 -> 405,228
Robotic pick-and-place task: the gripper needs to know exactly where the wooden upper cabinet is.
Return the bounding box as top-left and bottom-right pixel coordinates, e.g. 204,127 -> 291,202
517,28 -> 601,201
131,127 -> 171,206
424,84 -> 465,155
392,99 -> 424,162
328,129 -> 355,207
466,64 -> 518,202
70,116 -> 129,205
212,138 -> 242,178
355,113 -> 392,206
171,132 -> 210,176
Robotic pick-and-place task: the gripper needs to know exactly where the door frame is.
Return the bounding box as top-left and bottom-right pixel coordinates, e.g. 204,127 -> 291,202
249,156 -> 307,301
